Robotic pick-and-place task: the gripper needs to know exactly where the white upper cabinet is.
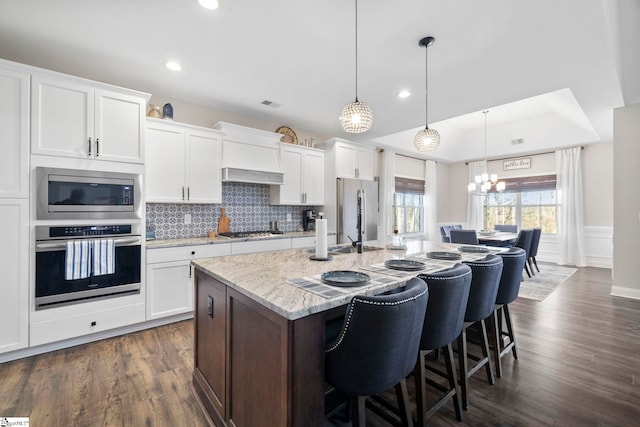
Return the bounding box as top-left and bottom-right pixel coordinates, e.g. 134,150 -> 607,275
146,119 -> 223,204
31,75 -> 147,163
270,144 -> 324,205
0,63 -> 29,198
329,139 -> 374,180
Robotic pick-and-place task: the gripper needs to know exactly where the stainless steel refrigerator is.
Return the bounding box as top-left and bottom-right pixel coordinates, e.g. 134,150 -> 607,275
336,178 -> 379,245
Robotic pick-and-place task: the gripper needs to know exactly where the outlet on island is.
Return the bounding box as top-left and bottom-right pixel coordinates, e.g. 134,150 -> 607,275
286,213 -> 292,221
184,213 -> 192,224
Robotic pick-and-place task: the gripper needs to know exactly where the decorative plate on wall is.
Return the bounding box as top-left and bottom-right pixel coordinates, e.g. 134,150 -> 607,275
275,126 -> 298,145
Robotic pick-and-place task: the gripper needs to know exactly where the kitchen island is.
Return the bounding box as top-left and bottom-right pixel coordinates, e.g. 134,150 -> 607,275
190,240 -> 495,426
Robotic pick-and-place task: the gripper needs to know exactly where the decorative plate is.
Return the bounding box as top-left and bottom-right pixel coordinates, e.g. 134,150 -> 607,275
384,259 -> 426,271
426,251 -> 462,261
275,126 -> 298,145
458,245 -> 490,253
321,270 -> 370,287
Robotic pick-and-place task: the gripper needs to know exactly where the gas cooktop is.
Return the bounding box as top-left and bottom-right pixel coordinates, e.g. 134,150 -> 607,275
218,230 -> 284,238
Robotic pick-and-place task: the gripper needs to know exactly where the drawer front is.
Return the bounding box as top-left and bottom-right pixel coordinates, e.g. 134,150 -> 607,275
147,243 -> 232,264
231,239 -> 291,255
291,236 -> 316,249
30,302 -> 145,346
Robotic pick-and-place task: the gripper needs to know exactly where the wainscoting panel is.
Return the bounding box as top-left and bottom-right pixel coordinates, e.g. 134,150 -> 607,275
534,226 -> 612,269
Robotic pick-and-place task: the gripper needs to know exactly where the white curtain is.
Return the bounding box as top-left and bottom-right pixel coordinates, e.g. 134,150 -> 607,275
556,147 -> 587,266
380,149 -> 396,244
424,160 -> 438,241
466,160 -> 486,230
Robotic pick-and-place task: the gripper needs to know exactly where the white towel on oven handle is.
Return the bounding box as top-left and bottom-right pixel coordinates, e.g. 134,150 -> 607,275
65,240 -> 91,280
93,239 -> 115,276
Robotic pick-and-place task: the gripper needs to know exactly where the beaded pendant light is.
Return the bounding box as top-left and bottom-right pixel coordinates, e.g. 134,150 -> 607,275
339,0 -> 373,133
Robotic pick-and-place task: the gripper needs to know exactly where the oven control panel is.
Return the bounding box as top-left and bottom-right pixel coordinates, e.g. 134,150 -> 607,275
36,224 -> 139,240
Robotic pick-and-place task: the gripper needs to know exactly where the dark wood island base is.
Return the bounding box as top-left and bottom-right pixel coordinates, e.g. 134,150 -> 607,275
193,270 -> 327,426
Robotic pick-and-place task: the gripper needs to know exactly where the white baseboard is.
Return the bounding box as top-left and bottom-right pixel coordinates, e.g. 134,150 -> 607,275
611,286 -> 640,300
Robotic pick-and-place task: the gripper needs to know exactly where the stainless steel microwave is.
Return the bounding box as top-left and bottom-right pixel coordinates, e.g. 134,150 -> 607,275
36,167 -> 141,220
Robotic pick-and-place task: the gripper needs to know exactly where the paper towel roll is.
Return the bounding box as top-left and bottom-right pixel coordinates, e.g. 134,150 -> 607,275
315,219 -> 328,259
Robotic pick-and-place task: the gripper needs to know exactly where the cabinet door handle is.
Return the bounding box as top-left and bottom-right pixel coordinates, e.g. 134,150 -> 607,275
88,137 -> 92,156
189,265 -> 192,278
207,296 -> 214,318
182,186 -> 185,200
355,167 -> 359,178
304,192 -> 307,203
187,186 -> 190,201
96,138 -> 100,157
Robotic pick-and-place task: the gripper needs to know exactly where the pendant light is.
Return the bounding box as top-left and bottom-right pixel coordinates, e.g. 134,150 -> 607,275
339,0 -> 373,133
468,111 -> 506,193
415,36 -> 440,151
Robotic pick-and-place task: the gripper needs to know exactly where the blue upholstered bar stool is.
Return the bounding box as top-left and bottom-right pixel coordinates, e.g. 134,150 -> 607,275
325,278 -> 428,427
491,247 -> 527,378
414,264 -> 472,426
529,228 -> 542,273
458,255 -> 503,410
450,229 -> 479,245
513,229 -> 534,277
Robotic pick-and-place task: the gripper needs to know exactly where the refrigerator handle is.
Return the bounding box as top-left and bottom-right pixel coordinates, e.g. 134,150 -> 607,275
361,189 -> 366,238
337,179 -> 343,243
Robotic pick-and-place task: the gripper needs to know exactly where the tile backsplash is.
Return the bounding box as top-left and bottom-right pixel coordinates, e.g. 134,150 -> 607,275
146,182 -> 319,239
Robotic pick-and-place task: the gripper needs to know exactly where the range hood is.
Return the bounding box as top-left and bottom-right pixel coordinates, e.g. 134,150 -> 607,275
215,122 -> 284,185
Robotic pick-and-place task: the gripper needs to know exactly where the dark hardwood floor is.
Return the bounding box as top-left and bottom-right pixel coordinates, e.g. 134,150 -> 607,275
1,265 -> 639,426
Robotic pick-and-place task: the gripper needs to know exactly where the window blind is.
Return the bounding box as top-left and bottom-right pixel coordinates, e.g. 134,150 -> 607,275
491,174 -> 557,193
395,177 -> 425,195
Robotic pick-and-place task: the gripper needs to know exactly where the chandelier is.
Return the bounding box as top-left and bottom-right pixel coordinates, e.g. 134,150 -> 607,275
415,36 -> 440,151
339,0 -> 373,133
468,111 -> 505,193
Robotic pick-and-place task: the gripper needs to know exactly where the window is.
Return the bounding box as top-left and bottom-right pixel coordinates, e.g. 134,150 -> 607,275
483,175 -> 557,233
393,177 -> 424,234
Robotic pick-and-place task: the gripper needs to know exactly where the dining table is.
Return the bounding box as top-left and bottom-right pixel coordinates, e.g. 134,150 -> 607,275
477,231 -> 518,246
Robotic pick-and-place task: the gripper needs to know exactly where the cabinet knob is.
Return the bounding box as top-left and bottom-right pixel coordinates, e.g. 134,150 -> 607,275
191,251 -> 196,255
91,321 -> 97,327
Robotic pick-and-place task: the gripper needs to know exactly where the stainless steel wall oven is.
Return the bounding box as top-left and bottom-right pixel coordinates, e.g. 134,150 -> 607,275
35,224 -> 142,310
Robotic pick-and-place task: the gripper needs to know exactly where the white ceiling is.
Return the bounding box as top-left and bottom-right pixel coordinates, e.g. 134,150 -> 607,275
1,0 -> 638,163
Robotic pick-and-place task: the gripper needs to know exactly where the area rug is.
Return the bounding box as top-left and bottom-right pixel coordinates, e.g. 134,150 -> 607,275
518,264 -> 577,301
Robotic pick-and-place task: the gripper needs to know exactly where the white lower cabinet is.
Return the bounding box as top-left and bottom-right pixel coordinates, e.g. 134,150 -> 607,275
30,301 -> 146,347
0,200 -> 29,354
146,243 -> 231,320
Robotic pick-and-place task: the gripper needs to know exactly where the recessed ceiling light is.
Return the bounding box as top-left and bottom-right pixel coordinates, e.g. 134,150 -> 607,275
198,0 -> 219,10
398,90 -> 411,99
165,61 -> 182,71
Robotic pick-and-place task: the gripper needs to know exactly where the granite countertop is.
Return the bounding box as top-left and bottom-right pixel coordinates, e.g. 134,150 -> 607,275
146,230 -> 328,249
191,239 -> 501,321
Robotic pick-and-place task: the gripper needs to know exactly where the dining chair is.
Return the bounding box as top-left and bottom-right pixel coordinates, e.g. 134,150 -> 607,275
490,247 -> 527,378
459,255 -> 503,410
440,225 -> 452,243
494,224 -> 517,233
325,278 -> 429,427
513,229 -> 534,277
414,264 -> 472,426
440,225 -> 463,243
528,228 -> 542,273
450,229 -> 479,245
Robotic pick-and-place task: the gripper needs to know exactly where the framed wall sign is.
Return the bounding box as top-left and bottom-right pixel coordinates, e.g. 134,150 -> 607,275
503,157 -> 531,171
